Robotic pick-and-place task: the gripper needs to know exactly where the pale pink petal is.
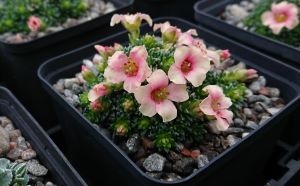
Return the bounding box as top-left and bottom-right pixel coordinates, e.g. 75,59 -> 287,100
107,51 -> 128,69
123,78 -> 142,93
203,85 -> 224,100
207,50 -> 220,67
210,116 -> 230,131
168,64 -> 186,85
147,69 -> 169,89
269,24 -> 284,34
167,83 -> 189,102
134,85 -> 151,104
185,67 -> 207,87
138,13 -> 153,26
139,101 -> 157,117
130,46 -> 148,60
218,97 -> 232,110
104,67 -> 126,83
217,110 -> 234,124
88,89 -> 99,102
261,12 -> 275,26
189,46 -> 211,71
110,14 -> 123,26
174,46 -> 190,65
156,100 -> 177,122
199,97 -> 215,116
186,29 -> 198,36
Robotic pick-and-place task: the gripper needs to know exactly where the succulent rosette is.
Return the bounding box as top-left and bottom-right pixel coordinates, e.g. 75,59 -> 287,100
78,13 -> 250,152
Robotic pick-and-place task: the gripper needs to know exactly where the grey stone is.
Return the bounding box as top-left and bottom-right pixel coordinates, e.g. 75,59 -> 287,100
99,127 -> 111,139
172,158 -> 195,175
17,136 -> 28,150
0,117 -> 12,127
9,129 -> 21,141
268,88 -> 280,97
53,79 -> 65,93
72,84 -> 84,95
246,120 -> 258,130
242,132 -> 250,138
126,134 -> 140,154
21,149 -> 37,160
254,102 -> 264,112
27,159 -> 48,176
258,76 -> 266,87
245,89 -> 253,97
4,123 -> 15,131
7,148 -> 23,160
247,95 -> 261,103
203,151 -> 218,161
167,151 -> 181,162
234,118 -> 244,127
45,181 -> 55,186
243,108 -> 253,119
36,181 -> 45,186
63,89 -> 73,97
163,173 -> 182,182
0,126 -> 10,155
197,154 -> 209,169
226,135 -> 240,147
249,81 -> 261,93
143,153 -> 166,172
223,127 -> 245,135
267,108 -> 281,116
260,116 -> 271,125
64,78 -> 79,89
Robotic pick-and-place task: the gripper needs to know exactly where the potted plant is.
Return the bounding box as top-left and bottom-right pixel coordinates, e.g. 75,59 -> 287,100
0,86 -> 87,186
38,13 -> 300,185
194,0 -> 300,69
0,0 -> 133,130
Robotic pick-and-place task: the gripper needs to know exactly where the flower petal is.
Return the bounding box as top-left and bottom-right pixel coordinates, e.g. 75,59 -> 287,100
138,13 -> 153,26
218,110 -> 234,124
130,45 -> 148,60
203,85 -> 224,100
185,67 -> 207,87
104,67 -> 126,83
156,100 -> 177,122
134,85 -> 151,104
110,14 -> 123,26
174,46 -> 190,65
199,96 -> 215,116
210,116 -> 230,131
167,83 -> 189,102
168,64 -> 186,84
88,89 -> 98,102
147,69 -> 169,89
139,101 -> 156,117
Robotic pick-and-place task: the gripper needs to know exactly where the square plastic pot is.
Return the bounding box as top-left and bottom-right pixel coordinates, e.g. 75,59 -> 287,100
0,86 -> 87,186
38,17 -> 300,186
194,0 -> 300,69
134,0 -> 199,20
0,0 -> 133,130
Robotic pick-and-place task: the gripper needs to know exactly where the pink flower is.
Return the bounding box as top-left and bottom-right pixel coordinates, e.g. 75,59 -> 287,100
246,69 -> 258,80
199,85 -> 233,131
153,22 -> 181,43
27,16 -> 42,32
168,45 -> 211,87
90,100 -> 102,112
261,1 -> 299,35
134,70 -> 189,122
110,13 -> 153,32
94,45 -> 116,58
88,83 -> 110,102
220,49 -> 231,60
177,29 -> 198,46
104,46 -> 152,93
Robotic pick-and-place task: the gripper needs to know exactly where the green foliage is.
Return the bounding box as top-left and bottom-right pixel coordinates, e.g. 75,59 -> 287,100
0,0 -> 89,34
243,0 -> 300,47
79,32 -> 246,152
0,158 -> 29,186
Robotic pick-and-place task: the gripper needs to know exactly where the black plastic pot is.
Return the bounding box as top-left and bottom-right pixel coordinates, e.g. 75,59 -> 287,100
194,0 -> 300,69
266,140 -> 300,186
0,86 -> 87,186
0,0 -> 133,130
134,0 -> 199,20
38,17 -> 300,186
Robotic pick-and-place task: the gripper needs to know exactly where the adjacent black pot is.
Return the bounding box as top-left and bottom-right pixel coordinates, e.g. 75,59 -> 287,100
134,0 -> 199,20
0,0 -> 133,130
194,0 -> 300,69
267,140 -> 300,186
38,17 -> 300,186
0,86 -> 87,186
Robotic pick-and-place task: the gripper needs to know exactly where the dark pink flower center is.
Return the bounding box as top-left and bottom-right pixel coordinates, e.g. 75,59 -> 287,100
181,60 -> 193,74
151,87 -> 169,103
124,58 -> 139,77
275,13 -> 288,23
